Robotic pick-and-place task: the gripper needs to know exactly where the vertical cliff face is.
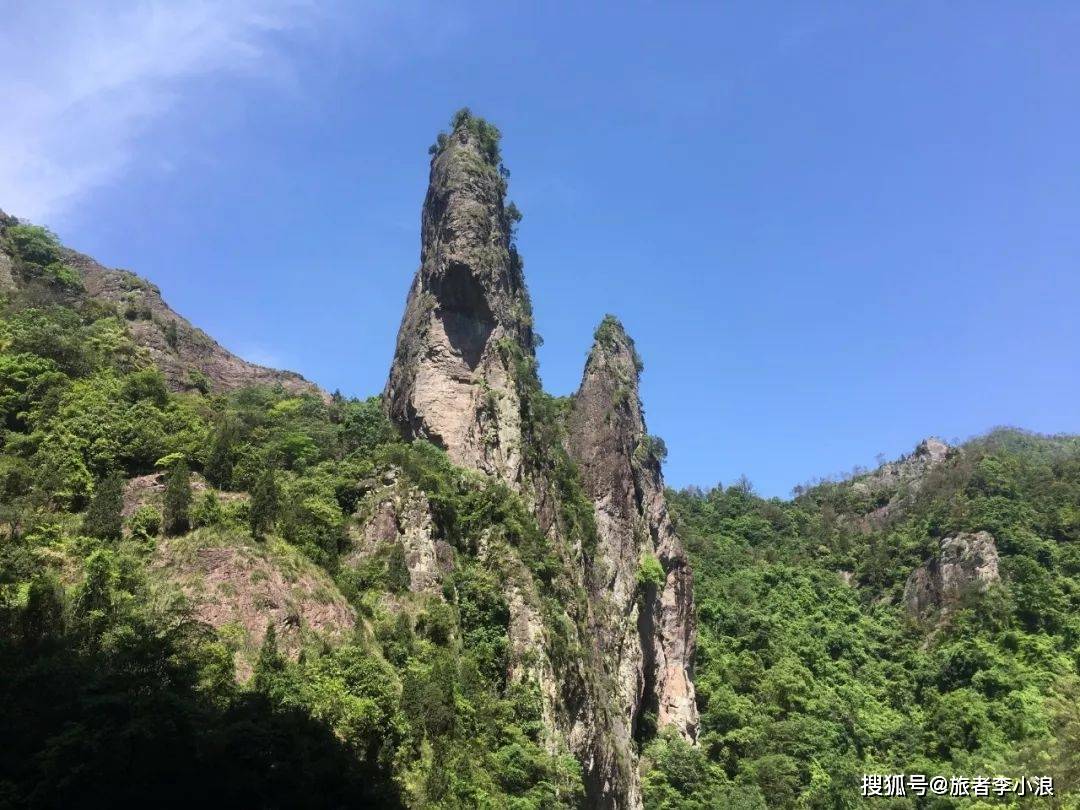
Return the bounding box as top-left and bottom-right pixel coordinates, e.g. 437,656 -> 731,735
384,116 -> 533,484
384,113 -> 696,809
566,317 -> 699,743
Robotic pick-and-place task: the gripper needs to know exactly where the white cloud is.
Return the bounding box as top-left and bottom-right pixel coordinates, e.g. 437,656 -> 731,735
0,0 -> 324,223
235,343 -> 286,369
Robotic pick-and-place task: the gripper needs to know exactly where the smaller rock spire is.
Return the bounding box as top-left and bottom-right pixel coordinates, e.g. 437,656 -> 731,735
566,315 -> 698,746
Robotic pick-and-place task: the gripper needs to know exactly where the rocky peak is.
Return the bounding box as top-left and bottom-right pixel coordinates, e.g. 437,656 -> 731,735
915,436 -> 951,463
384,110 -> 533,483
864,436 -> 952,491
0,211 -> 321,397
904,531 -> 1000,619
381,117 -> 699,808
570,316 -> 647,472
847,436 -> 954,528
567,316 -> 699,746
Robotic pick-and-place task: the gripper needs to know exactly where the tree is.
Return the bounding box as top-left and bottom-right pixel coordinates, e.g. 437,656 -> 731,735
253,623 -> 287,694
20,574 -> 64,647
386,542 -> 411,593
162,459 -> 192,536
82,471 -> 124,540
205,420 -> 235,489
75,548 -> 116,643
250,467 -> 279,540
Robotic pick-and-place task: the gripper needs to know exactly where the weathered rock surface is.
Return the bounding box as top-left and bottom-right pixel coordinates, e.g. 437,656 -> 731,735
0,209 -> 321,397
382,116 -> 698,809
153,535 -> 356,681
566,317 -> 698,744
849,436 -> 954,528
857,437 -> 951,495
904,531 -> 1000,619
347,480 -> 452,593
383,124 -> 533,483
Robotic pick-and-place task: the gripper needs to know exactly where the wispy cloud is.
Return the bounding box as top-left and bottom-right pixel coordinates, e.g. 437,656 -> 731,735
236,343 -> 286,369
0,0 -> 324,222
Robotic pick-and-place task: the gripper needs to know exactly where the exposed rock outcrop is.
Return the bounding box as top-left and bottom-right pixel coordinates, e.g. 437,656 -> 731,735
383,121 -> 533,483
382,114 -> 697,809
856,437 -> 951,496
566,317 -> 698,744
347,479 -> 452,594
153,534 -> 356,682
0,209 -> 322,397
848,436 -> 954,528
904,531 -> 1000,619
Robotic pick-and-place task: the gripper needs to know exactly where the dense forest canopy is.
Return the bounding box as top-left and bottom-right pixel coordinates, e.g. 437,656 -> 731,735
646,432 -> 1080,808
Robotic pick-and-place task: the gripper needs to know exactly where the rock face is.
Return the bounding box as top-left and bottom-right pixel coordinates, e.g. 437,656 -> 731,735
383,115 -> 697,809
153,536 -> 356,682
347,480 -> 452,594
864,437 -> 951,493
0,209 -> 321,397
566,317 -> 698,743
904,531 -> 1001,619
849,436 -> 953,528
384,122 -> 533,483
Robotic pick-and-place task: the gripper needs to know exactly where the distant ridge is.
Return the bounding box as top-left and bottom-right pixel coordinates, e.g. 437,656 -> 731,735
0,209 -> 324,398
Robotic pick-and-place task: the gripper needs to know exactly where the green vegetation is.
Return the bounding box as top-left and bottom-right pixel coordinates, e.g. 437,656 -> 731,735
2,224 -> 82,291
595,313 -> 644,373
429,107 -> 504,167
82,470 -> 124,540
163,458 -> 193,535
643,429 -> 1080,808
637,553 -> 665,589
0,221 -> 585,806
249,467 -> 279,540
4,193 -> 1078,806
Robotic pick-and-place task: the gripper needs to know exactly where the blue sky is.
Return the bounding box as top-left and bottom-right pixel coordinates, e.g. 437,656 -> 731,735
3,2 -> 1078,497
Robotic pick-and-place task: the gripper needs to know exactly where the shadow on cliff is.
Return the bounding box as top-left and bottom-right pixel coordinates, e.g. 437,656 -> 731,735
0,622 -> 403,809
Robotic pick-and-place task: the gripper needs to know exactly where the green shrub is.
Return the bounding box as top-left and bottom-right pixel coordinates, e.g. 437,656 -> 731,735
129,505 -> 162,539
385,541 -> 410,593
4,224 -> 62,266
191,491 -> 224,528
637,553 -> 665,588
162,459 -> 192,536
44,261 -> 82,290
428,107 -> 504,168
636,434 -> 669,464
82,472 -> 124,541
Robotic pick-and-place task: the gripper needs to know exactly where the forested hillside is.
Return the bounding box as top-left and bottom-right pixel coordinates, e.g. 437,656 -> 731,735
3,123 -> 1078,808
0,222 -> 583,807
643,432 -> 1080,808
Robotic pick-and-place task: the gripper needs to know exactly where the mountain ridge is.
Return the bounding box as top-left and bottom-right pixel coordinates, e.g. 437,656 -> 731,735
0,208 -> 322,398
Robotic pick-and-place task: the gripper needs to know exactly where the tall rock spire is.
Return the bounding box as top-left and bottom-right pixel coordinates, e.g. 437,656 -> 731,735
383,113 -> 696,809
567,316 -> 699,743
385,110 -> 533,484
